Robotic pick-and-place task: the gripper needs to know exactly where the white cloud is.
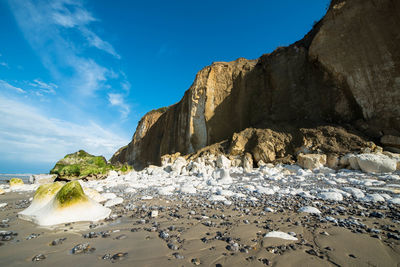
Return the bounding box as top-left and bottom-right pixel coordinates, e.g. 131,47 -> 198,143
8,0 -> 123,96
108,93 -> 130,119
0,80 -> 26,93
0,95 -> 129,164
0,62 -> 9,68
29,79 -> 57,94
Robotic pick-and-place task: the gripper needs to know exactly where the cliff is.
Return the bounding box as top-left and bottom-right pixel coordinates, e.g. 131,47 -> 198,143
112,0 -> 400,169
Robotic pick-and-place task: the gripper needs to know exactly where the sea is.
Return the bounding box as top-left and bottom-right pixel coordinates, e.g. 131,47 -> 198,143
0,174 -> 33,184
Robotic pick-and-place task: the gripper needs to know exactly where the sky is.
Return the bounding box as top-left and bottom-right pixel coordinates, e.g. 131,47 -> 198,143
0,0 -> 330,174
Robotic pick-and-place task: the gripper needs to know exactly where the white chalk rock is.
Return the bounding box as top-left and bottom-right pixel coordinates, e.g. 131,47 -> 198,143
208,195 -> 227,202
317,191 -> 343,201
216,155 -> 231,169
362,193 -> 385,202
0,203 -> 7,208
84,187 -> 106,203
18,182 -> 64,218
104,197 -> 123,207
342,187 -> 365,200
101,192 -> 117,200
151,210 -> 159,217
389,198 -> 400,205
19,181 -> 110,226
180,185 -> 197,194
29,174 -> 56,184
297,154 -> 326,170
264,231 -> 298,241
171,157 -> 187,175
298,206 -> 321,214
356,153 -> 397,173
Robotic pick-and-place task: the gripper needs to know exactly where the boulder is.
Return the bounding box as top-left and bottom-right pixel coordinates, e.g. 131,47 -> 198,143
50,150 -> 112,180
356,153 -> 397,173
9,178 -> 24,187
18,182 -> 64,219
326,154 -> 339,169
243,153 -> 253,172
18,181 -> 111,226
297,154 -> 327,170
216,155 -> 231,169
29,174 -> 56,185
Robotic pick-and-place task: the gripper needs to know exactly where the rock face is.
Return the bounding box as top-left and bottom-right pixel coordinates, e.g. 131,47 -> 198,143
112,0 -> 400,169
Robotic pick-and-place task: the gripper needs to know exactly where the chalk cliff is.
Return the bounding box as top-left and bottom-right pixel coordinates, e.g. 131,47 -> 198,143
112,0 -> 400,169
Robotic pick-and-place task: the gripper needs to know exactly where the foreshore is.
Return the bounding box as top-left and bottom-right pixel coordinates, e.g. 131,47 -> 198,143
1,162 -> 400,266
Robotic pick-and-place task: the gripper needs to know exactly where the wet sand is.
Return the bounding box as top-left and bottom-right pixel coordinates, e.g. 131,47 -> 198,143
1,191 -> 400,266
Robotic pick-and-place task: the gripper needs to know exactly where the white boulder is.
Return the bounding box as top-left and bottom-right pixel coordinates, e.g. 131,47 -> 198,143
356,153 -> 397,173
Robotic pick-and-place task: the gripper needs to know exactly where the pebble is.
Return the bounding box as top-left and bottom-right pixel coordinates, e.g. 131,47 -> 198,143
72,243 -> 95,254
173,252 -> 184,259
115,234 -> 127,240
191,257 -> 201,265
51,238 -> 67,246
32,254 -> 46,261
111,252 -> 128,261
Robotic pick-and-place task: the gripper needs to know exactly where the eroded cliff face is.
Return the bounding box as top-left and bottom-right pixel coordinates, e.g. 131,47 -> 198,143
112,0 -> 400,169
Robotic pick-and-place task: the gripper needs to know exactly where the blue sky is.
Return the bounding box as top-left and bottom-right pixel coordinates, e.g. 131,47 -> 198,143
0,0 -> 329,174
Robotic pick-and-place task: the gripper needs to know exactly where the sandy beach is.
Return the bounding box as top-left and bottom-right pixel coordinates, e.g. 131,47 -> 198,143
1,165 -> 400,267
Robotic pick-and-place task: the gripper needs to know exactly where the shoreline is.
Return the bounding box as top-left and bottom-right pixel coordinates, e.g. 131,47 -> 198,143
1,163 -> 400,266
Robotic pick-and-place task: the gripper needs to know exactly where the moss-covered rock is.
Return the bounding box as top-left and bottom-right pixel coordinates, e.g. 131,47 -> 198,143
55,181 -> 88,208
9,178 -> 24,187
50,150 -> 113,180
18,182 -> 64,219
34,182 -> 64,201
18,181 -> 111,226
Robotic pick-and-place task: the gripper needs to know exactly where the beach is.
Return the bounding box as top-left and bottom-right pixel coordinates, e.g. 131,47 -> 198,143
1,163 -> 400,266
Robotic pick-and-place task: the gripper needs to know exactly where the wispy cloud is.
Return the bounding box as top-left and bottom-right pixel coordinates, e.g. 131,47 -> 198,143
29,79 -> 57,95
0,95 -> 129,164
108,93 -> 130,119
0,62 -> 9,68
8,0 -> 125,96
0,80 -> 26,94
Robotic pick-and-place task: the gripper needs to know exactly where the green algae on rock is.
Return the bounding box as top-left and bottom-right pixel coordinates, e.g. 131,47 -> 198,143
50,150 -> 112,180
50,150 -> 132,180
34,182 -> 64,200
18,182 -> 64,220
19,181 -> 111,226
9,178 -> 24,187
55,181 -> 88,208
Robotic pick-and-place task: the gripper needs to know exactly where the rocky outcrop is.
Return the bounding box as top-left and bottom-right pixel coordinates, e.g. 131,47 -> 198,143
113,0 -> 400,169
51,150 -> 112,180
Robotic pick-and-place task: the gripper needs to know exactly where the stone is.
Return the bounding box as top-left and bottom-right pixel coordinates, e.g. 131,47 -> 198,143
356,153 -> 397,173
151,210 -> 159,218
264,231 -> 298,241
9,178 -> 24,187
50,150 -> 112,180
29,174 -> 56,185
317,192 -> 343,202
298,206 -> 321,214
18,181 -> 111,226
297,154 -> 326,170
326,154 -> 339,169
32,254 -> 46,261
243,153 -> 253,172
216,155 -> 231,169
104,197 -> 124,207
